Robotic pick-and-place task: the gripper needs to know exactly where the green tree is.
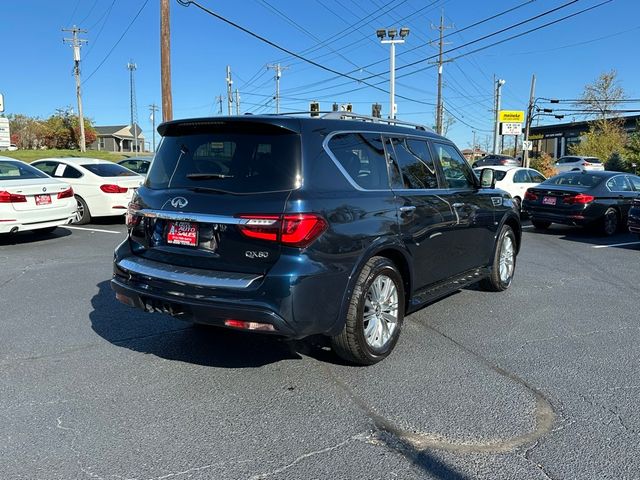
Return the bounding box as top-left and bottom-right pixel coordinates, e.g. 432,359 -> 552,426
605,152 -> 627,172
570,118 -> 627,164
42,109 -> 97,149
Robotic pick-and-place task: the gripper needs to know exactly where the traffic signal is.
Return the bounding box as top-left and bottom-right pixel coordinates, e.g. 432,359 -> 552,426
346,103 -> 353,113
332,103 -> 339,112
310,101 -> 320,117
372,103 -> 382,118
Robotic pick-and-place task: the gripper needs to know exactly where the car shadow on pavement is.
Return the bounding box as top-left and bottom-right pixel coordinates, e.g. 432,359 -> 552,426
89,280 -> 304,368
526,224 -> 640,249
0,227 -> 72,246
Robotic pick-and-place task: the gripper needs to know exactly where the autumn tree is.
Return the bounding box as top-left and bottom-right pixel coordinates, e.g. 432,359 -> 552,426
577,69 -> 626,120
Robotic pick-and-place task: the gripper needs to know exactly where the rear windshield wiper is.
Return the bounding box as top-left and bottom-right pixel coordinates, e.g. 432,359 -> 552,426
188,186 -> 239,195
186,173 -> 234,180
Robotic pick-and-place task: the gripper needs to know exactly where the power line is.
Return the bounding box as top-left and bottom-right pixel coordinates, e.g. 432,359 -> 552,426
77,0 -> 100,26
83,0 -> 150,85
85,0 -> 118,58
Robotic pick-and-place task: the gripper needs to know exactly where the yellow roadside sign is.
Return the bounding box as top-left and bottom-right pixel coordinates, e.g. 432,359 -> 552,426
499,110 -> 525,122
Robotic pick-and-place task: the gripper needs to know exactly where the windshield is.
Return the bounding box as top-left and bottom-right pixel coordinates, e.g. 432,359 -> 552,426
82,163 -> 138,177
0,160 -> 49,180
542,172 -> 603,187
147,129 -> 301,194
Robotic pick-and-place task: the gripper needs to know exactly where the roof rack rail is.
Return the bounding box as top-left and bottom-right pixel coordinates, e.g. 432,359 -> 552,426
321,111 -> 432,132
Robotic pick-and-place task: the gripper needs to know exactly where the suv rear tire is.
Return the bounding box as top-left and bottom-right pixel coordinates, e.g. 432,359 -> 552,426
480,225 -> 516,292
331,256 -> 404,365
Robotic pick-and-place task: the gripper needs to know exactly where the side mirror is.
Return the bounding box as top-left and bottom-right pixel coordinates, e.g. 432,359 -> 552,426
480,168 -> 496,188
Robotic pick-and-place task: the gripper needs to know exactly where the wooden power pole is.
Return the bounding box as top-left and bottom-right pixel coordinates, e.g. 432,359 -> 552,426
161,0 -> 173,122
63,26 -> 88,152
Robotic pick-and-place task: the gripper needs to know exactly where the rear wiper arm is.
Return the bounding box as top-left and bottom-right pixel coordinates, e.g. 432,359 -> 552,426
186,173 -> 234,180
188,186 -> 239,195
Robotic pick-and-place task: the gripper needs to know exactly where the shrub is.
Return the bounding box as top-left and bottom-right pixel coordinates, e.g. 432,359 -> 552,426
530,152 -> 558,178
605,152 -> 628,172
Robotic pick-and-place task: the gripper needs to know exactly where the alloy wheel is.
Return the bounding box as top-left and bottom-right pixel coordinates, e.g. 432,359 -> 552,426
363,275 -> 399,349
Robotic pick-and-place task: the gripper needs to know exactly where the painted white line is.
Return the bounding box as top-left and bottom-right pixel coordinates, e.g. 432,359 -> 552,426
65,226 -> 123,234
592,241 -> 640,249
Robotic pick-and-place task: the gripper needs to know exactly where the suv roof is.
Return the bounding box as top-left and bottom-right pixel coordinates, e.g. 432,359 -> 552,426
157,112 -> 446,141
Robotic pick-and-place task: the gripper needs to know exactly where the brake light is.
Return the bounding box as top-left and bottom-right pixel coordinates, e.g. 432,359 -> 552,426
237,213 -> 327,247
582,162 -> 590,166
0,191 -> 27,203
57,187 -> 74,199
524,190 -> 538,201
564,193 -> 595,205
100,184 -> 128,193
224,319 -> 276,331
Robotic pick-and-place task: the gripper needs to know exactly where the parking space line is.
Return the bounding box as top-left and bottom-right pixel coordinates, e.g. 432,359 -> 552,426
65,226 -> 123,234
592,241 -> 640,249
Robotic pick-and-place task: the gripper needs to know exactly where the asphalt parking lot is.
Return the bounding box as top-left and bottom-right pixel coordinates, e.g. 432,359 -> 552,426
1,220 -> 638,479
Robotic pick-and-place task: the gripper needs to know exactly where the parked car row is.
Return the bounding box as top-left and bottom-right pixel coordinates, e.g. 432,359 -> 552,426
0,156 -> 145,232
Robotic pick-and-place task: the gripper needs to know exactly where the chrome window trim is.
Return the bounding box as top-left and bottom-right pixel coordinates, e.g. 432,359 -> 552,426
117,256 -> 262,289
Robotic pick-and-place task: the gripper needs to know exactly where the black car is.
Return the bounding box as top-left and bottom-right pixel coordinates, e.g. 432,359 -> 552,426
628,197 -> 640,238
111,113 -> 521,364
118,157 -> 152,175
472,154 -> 519,168
523,171 -> 640,235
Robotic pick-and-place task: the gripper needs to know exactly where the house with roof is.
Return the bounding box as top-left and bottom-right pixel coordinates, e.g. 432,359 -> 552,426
89,124 -> 145,153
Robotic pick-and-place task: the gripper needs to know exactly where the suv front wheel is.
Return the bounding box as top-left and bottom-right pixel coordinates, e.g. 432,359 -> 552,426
331,256 -> 405,365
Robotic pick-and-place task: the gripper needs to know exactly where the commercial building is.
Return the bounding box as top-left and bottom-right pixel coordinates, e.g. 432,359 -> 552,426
529,114 -> 640,159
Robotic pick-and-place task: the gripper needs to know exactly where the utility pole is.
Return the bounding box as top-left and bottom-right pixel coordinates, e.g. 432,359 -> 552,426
63,25 -> 88,152
149,103 -> 159,152
235,89 -> 240,115
377,28 -> 410,119
523,74 -> 536,168
493,77 -> 506,154
431,12 -> 453,135
127,61 -> 139,153
160,0 -> 173,122
472,130 -> 477,160
267,64 -> 289,114
226,66 -> 233,115
215,94 -> 224,115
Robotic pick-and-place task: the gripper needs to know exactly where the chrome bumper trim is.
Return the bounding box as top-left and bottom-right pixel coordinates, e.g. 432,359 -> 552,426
117,256 -> 262,289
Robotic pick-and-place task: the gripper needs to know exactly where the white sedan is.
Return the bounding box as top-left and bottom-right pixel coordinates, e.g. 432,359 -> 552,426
0,157 -> 76,234
32,157 -> 144,224
474,166 -> 546,212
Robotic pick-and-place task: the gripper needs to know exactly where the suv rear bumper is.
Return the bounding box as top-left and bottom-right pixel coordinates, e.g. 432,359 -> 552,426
111,241 -> 350,339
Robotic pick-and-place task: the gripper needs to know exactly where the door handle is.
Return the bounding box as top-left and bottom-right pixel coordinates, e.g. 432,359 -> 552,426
399,205 -> 416,213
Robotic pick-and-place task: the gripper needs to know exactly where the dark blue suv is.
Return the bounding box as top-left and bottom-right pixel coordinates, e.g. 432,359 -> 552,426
112,113 -> 521,364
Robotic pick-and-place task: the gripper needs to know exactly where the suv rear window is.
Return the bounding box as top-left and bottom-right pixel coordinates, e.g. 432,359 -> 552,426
82,163 -> 138,177
147,128 -> 301,193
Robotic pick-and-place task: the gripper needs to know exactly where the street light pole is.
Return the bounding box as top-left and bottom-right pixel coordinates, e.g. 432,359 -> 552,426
524,74 -> 536,168
378,28 -> 410,119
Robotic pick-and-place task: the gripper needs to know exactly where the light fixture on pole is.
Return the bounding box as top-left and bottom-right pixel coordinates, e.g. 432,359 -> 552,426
377,27 -> 409,119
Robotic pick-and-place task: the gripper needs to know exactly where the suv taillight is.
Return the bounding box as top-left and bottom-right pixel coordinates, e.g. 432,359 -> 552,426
57,187 -> 74,199
563,193 -> 595,205
100,184 -> 128,193
237,213 -> 328,247
126,202 -> 142,228
0,191 -> 27,203
524,190 -> 538,201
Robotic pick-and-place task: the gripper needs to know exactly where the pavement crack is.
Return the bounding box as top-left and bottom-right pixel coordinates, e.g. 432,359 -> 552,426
247,434 -> 364,480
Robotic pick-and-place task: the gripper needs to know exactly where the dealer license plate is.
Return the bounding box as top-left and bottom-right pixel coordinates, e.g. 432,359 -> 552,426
166,221 -> 198,247
542,196 -> 557,206
35,194 -> 51,205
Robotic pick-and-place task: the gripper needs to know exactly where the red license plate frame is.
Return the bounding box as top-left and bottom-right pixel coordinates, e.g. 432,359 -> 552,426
542,196 -> 557,206
35,194 -> 52,206
166,221 -> 199,247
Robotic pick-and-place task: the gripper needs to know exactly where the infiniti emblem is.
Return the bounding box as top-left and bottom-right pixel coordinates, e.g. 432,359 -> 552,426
170,196 -> 188,209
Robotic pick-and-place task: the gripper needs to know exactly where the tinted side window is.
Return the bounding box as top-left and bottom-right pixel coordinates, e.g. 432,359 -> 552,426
513,170 -> 531,183
61,165 -> 83,179
529,170 -> 546,183
607,176 -> 632,192
388,138 -> 438,189
328,133 -> 388,190
33,161 -> 59,176
432,143 -> 475,189
626,175 -> 640,191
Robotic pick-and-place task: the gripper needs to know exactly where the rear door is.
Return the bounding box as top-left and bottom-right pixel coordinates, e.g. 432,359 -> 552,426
430,141 -> 497,275
383,136 -> 454,289
607,175 -> 636,218
129,122 -> 302,275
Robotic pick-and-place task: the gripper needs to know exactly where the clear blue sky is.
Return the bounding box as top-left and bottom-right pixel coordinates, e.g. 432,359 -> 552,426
1,0 -> 639,149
